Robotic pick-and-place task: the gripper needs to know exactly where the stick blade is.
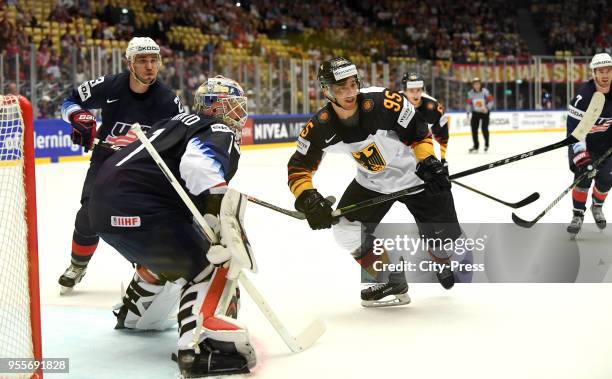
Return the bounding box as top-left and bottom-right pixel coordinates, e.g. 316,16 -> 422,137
512,212 -> 536,228
571,92 -> 605,141
512,192 -> 540,208
291,319 -> 326,352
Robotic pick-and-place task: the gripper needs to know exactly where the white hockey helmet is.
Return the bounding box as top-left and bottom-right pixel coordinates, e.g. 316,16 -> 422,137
125,37 -> 161,62
590,53 -> 612,72
194,76 -> 248,131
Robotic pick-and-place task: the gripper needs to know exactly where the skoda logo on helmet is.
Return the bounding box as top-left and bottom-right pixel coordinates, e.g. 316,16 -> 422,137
137,46 -> 158,52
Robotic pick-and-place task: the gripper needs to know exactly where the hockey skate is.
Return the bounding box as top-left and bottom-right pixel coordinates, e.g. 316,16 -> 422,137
173,340 -> 250,378
591,204 -> 606,230
567,212 -> 584,240
58,263 -> 87,295
361,273 -> 410,308
436,264 -> 455,290
468,147 -> 478,154
484,146 -> 489,152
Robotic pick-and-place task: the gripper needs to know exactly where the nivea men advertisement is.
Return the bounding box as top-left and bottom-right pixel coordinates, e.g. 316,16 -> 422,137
242,115 -> 311,145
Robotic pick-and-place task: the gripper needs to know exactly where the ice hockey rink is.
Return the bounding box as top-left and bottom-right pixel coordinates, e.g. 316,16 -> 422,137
36,130 -> 612,379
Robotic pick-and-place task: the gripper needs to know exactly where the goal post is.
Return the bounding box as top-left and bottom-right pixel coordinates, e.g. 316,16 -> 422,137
0,94 -> 42,378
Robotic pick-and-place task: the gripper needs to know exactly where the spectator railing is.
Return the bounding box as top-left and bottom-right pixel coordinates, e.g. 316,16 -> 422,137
0,46 -> 600,118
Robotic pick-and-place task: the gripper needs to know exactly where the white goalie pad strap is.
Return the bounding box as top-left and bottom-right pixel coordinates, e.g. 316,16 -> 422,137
219,189 -> 258,279
333,217 -> 363,251
120,273 -> 182,331
203,315 -> 257,369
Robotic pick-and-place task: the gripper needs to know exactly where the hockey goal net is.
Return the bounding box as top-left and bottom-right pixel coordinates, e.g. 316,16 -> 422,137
0,95 -> 42,378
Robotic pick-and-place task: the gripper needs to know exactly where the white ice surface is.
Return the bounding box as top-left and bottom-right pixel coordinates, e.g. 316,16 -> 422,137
35,131 -> 612,378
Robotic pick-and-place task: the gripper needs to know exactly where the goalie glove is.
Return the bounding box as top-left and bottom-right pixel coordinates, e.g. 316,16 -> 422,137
69,109 -> 97,152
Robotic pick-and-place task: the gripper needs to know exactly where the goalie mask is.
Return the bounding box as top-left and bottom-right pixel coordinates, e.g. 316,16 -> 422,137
125,37 -> 161,86
318,57 -> 361,108
194,76 -> 248,131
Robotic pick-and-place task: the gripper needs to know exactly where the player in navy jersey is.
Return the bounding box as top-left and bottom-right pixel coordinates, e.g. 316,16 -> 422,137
58,37 -> 183,294
566,53 -> 612,238
287,57 -> 462,308
88,76 -> 256,377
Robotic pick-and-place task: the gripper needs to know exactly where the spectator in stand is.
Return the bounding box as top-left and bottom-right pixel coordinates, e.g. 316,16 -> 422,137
7,82 -> 18,96
38,95 -> 56,119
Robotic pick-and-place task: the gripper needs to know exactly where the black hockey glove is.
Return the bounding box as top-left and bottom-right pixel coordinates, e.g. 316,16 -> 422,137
441,159 -> 449,177
416,156 -> 451,193
295,189 -> 334,230
69,109 -> 97,152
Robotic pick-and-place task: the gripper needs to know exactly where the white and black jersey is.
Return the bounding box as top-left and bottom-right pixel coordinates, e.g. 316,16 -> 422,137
88,113 -> 240,233
288,87 -> 433,196
61,71 -> 183,161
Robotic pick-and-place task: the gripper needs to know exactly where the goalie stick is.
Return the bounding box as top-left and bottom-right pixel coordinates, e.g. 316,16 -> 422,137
452,180 -> 540,208
329,92 -> 605,219
132,123 -> 325,353
512,145 -> 612,228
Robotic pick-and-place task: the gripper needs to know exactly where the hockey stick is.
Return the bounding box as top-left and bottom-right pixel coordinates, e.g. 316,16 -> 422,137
452,180 -> 540,208
132,123 -> 325,352
512,146 -> 612,228
246,195 -> 336,220
330,92 -> 605,219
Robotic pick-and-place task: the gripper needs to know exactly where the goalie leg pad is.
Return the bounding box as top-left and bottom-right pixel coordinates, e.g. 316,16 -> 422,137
178,265 -> 256,369
218,189 -> 258,279
114,265 -> 182,331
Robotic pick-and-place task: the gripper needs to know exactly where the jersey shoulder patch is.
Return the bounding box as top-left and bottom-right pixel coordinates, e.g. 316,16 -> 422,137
77,75 -> 107,102
397,96 -> 415,128
317,109 -> 331,124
